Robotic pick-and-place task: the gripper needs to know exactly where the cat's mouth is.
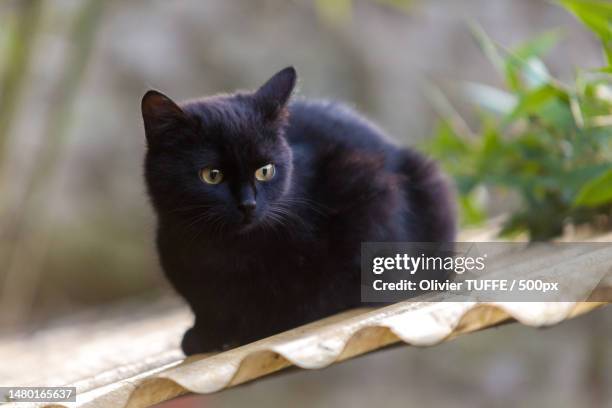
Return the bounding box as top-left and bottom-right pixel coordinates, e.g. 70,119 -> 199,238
236,222 -> 259,234
236,214 -> 259,233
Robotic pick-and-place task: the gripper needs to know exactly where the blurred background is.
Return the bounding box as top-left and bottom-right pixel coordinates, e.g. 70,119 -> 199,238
0,0 -> 610,407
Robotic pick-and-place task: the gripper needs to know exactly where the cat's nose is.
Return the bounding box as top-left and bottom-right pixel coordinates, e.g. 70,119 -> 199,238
238,199 -> 256,218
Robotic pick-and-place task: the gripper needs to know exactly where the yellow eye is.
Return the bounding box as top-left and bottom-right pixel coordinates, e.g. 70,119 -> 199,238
255,163 -> 275,181
200,167 -> 223,184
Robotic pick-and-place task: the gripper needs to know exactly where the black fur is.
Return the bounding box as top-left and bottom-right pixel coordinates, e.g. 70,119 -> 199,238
142,67 -> 456,355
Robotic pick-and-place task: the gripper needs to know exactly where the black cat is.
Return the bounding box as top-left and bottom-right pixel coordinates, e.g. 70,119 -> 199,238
142,67 -> 456,355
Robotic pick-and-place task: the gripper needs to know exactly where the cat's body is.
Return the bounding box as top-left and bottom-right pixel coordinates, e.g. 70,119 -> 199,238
142,67 -> 455,355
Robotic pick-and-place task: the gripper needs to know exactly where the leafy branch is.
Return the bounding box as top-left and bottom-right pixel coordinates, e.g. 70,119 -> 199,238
424,0 -> 612,240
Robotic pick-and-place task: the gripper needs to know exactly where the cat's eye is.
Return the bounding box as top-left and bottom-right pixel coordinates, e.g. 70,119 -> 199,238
255,164 -> 275,182
200,167 -> 223,184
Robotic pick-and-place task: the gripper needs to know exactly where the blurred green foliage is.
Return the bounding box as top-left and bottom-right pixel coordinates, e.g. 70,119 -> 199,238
425,0 -> 612,241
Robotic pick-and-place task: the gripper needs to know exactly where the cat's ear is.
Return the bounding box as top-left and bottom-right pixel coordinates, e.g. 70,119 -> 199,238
254,66 -> 297,121
141,90 -> 190,145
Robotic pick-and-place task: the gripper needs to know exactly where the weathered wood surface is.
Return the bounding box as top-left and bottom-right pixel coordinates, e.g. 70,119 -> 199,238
0,230 -> 610,408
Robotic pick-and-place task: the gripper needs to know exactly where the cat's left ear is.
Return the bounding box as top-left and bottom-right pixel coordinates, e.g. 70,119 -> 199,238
141,90 -> 190,146
255,66 -> 297,121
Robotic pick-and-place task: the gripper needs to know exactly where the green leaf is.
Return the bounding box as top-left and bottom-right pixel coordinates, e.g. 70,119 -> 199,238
469,23 -> 506,77
562,164 -> 612,198
424,120 -> 468,156
522,58 -> 552,89
459,193 -> 487,226
559,0 -> 612,65
471,26 -> 559,91
461,82 -> 517,115
504,30 -> 560,90
574,168 -> 612,207
503,84 -> 565,125
512,30 -> 562,61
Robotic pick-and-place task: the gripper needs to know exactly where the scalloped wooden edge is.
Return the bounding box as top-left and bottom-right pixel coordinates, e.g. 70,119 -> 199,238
32,296 -> 608,408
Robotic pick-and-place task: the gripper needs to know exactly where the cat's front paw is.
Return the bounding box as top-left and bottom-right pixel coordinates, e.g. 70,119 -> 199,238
181,326 -> 206,356
181,326 -> 240,355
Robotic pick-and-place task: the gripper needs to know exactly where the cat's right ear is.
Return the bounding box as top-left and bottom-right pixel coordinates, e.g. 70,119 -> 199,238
254,66 -> 297,122
141,90 -> 189,146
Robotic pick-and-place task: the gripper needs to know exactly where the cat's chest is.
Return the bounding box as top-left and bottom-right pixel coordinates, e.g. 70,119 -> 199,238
182,237 -> 314,273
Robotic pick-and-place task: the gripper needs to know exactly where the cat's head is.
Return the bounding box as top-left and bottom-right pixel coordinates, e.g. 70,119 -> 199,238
142,67 -> 297,236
